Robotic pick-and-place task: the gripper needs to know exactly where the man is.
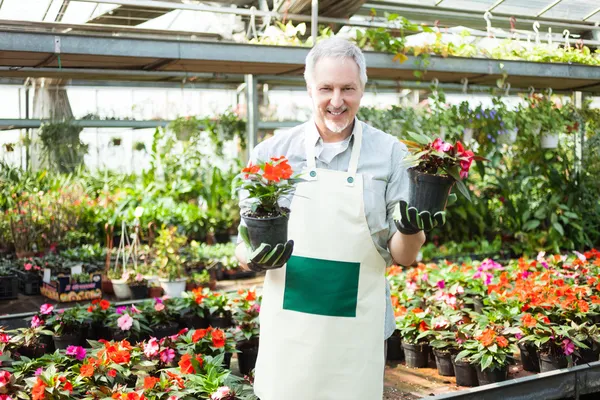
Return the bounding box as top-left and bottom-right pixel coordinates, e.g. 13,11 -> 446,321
235,37 -> 445,400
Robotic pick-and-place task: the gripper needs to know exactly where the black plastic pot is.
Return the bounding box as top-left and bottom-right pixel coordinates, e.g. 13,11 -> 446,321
476,364 -> 508,386
576,347 -> 600,365
91,321 -> 110,341
129,285 -> 148,300
386,332 -> 404,361
407,168 -> 455,214
242,213 -> 289,251
452,358 -> 478,387
237,340 -> 259,376
224,352 -> 232,369
153,322 -> 180,339
539,352 -> 568,372
519,342 -> 540,372
18,344 -> 47,359
180,313 -> 209,330
53,332 -> 82,350
402,342 -> 430,368
208,313 -> 233,329
433,349 -> 455,376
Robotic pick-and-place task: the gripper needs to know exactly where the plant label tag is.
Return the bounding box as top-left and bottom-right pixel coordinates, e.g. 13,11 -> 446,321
43,268 -> 51,283
70,264 -> 83,275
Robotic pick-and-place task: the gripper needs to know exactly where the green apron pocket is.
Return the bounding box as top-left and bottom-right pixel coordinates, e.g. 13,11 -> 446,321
283,255 -> 360,317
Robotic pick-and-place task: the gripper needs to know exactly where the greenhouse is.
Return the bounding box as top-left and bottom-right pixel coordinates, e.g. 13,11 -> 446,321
0,0 -> 599,399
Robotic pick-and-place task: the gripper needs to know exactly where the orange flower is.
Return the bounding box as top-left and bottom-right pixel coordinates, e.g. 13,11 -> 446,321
418,321 -> 428,332
496,336 -> 509,348
100,300 -> 111,310
192,329 -> 208,343
212,329 -> 225,348
166,371 -> 185,389
32,378 -> 47,400
178,353 -> 203,374
521,313 -> 537,328
274,160 -> 293,180
262,162 -> 280,182
578,300 -> 589,313
477,329 -> 496,347
246,290 -> 256,302
412,308 -> 424,314
143,376 -> 160,390
80,363 -> 95,377
241,163 -> 260,176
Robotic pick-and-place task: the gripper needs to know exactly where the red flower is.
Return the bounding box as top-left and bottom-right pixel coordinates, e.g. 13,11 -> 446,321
107,369 -> 117,378
192,329 -> 208,343
63,381 -> 73,393
32,378 -> 47,400
100,300 -> 110,310
262,162 -> 280,182
179,353 -> 203,374
211,329 -> 225,348
246,290 -> 257,302
144,376 -> 160,390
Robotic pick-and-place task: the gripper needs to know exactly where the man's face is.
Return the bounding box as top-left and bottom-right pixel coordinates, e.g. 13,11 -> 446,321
308,56 -> 364,137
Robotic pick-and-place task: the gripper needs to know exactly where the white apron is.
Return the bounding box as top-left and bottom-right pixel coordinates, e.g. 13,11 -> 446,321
254,121 -> 386,400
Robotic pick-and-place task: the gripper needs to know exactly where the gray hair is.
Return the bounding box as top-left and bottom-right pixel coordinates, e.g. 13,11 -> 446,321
304,37 -> 368,89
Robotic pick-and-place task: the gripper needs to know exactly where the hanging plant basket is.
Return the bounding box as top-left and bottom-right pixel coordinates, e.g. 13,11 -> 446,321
541,132 -> 559,149
407,168 -> 455,214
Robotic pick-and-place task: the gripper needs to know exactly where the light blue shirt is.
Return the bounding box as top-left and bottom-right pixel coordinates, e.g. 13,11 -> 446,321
240,119 -> 410,339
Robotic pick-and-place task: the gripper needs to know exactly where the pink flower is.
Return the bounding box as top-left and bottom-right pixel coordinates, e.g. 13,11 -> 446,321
160,348 -> 175,363
117,314 -> 133,331
168,397 -> 178,400
456,285 -> 465,294
574,251 -> 586,262
521,271 -> 532,279
40,304 -> 54,315
66,345 -> 87,361
0,333 -> 9,343
34,368 -> 43,376
0,395 -> 14,400
154,303 -> 165,312
0,370 -> 11,389
135,273 -> 144,282
562,338 -> 575,356
144,338 -> 160,358
436,280 -> 445,289
24,263 -> 32,271
432,138 -> 453,152
31,315 -> 42,328
433,317 -> 449,329
130,305 -> 141,314
211,387 -> 231,400
250,303 -> 261,313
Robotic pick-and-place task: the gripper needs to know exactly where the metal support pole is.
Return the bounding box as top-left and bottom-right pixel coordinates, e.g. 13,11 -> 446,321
311,0 -> 319,46
245,74 -> 259,161
25,87 -> 29,170
574,91 -> 584,179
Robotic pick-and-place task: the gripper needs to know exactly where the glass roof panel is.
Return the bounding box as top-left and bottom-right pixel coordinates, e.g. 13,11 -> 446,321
435,0 -> 492,12
0,0 -> 52,21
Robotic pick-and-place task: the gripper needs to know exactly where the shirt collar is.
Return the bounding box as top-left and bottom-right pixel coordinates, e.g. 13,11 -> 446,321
307,117 -> 359,147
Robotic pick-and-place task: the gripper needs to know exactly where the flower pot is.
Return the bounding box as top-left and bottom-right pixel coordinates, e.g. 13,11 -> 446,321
129,284 -> 148,300
402,342 -> 430,368
576,347 -> 599,365
475,364 -> 507,385
18,344 -> 47,359
111,279 -> 131,300
242,213 -> 289,251
452,357 -> 478,387
539,352 -> 568,372
541,132 -> 559,149
180,313 -> 209,330
152,322 -> 179,339
53,332 -> 82,350
101,276 -> 114,295
159,278 -> 187,298
518,342 -> 540,372
237,339 -> 259,376
407,168 -> 455,214
208,312 -> 233,329
148,286 -> 163,298
386,332 -> 404,362
110,328 -> 136,342
224,352 -> 232,370
91,321 -> 110,341
433,349 -> 455,376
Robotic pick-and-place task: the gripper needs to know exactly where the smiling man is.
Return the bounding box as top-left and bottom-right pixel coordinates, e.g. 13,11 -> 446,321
235,37 -> 431,400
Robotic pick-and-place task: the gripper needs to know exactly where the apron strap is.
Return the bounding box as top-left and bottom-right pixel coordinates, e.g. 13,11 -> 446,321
305,119 -> 363,186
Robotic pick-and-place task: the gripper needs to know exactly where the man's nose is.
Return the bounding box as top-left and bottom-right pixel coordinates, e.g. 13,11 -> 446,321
330,89 -> 344,108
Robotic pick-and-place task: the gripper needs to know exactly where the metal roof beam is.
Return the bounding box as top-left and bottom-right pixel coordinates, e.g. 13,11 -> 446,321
487,0 -> 507,13
537,0 -> 563,17
583,6 -> 600,22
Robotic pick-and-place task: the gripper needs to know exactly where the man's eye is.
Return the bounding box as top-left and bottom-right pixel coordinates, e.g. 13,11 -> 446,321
320,88 -> 331,91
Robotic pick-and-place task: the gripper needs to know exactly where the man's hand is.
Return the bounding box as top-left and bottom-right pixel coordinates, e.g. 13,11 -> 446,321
394,194 -> 456,234
239,225 -> 294,272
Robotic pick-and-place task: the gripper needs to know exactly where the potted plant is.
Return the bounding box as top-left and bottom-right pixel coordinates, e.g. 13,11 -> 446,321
107,267 -> 132,300
233,156 -> 299,250
154,226 -> 188,297
169,116 -> 200,142
232,289 -> 261,375
175,327 -> 237,369
127,272 -> 148,300
186,269 -> 215,291
204,291 -> 234,329
133,141 -> 146,152
521,92 -> 567,149
12,326 -> 53,359
47,305 -> 87,350
105,305 -> 150,342
86,299 -> 113,341
423,312 -> 465,376
400,133 -> 486,213
176,288 -> 210,330
517,312 -> 545,372
138,298 -> 180,339
396,307 -> 432,368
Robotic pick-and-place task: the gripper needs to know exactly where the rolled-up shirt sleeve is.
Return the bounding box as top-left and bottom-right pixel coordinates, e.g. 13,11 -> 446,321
385,140 -> 410,242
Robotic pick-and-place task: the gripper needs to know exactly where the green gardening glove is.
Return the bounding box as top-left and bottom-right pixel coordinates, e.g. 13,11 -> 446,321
395,194 -> 457,234
239,225 -> 294,272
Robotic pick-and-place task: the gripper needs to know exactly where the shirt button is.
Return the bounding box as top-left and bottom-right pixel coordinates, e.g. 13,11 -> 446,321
310,171 -> 317,177
347,176 -> 354,183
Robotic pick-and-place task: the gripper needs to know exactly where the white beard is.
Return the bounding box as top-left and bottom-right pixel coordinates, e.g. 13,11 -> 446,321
324,109 -> 350,133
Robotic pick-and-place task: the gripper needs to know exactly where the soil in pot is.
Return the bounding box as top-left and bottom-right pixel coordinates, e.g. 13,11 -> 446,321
53,332 -> 82,350
242,208 -> 289,250
539,352 -> 568,372
386,332 -> 404,362
433,349 -> 455,376
208,312 -> 233,329
237,339 -> 259,376
407,168 -> 455,214
402,342 -> 430,368
152,322 -> 180,339
129,284 -> 148,300
519,342 -> 540,372
452,357 -> 478,387
475,364 -> 507,385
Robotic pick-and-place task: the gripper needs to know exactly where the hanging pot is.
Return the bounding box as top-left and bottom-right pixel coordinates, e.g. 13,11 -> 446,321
452,357 -> 478,387
541,132 -> 559,149
111,279 -> 131,300
242,213 -> 289,252
407,168 -> 455,214
159,278 -> 187,298
475,364 -> 507,385
433,349 -> 455,376
539,352 -> 568,372
402,342 -> 430,368
518,342 -> 540,372
386,331 -> 404,362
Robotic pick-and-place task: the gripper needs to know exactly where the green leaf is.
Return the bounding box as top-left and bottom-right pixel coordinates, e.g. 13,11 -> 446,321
523,220 -> 541,231
552,222 -> 564,236
481,353 -> 493,371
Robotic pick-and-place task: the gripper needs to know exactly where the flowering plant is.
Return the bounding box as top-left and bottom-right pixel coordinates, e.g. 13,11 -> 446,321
137,298 -> 178,328
46,305 -> 86,337
234,156 -> 300,217
401,132 -> 487,200
396,307 -> 431,345
176,327 -> 236,357
231,289 -> 261,342
454,325 -> 518,371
